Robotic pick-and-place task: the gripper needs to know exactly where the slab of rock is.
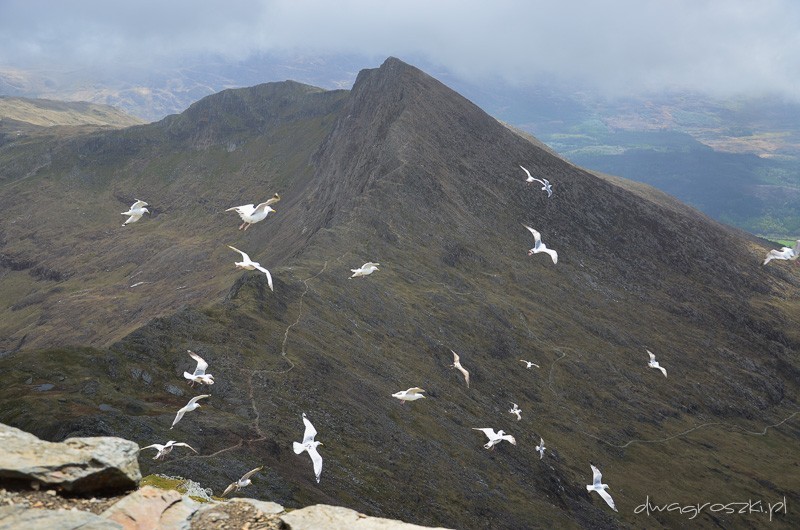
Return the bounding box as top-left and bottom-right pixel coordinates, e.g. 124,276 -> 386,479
0,505 -> 121,530
280,504 -> 452,530
101,486 -> 198,530
0,423 -> 140,494
230,497 -> 285,515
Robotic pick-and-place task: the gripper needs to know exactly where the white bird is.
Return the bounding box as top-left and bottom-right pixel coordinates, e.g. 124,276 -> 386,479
524,225 -> 558,264
350,262 -> 380,278
520,165 -> 553,197
227,245 -> 273,291
121,200 -> 150,225
225,194 -> 279,230
292,413 -> 323,483
509,402 -> 522,421
473,428 -> 517,450
183,350 -> 214,386
171,394 -> 210,429
450,350 -> 470,388
139,440 -> 198,460
647,350 -> 668,377
535,437 -> 546,460
392,387 -> 426,404
520,359 -> 540,369
222,466 -> 264,497
763,240 -> 800,265
586,464 -> 617,512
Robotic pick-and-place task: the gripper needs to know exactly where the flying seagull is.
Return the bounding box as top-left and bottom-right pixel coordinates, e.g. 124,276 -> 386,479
292,413 -> 323,483
535,437 -> 546,460
227,245 -> 273,291
222,466 -> 264,497
763,240 -> 800,266
121,200 -> 150,225
520,359 -> 540,369
450,350 -> 470,388
183,350 -> 214,386
586,464 -> 617,512
524,225 -> 558,264
509,402 -> 522,421
473,428 -> 517,450
350,262 -> 380,278
392,387 -> 426,404
225,194 -> 279,230
520,165 -> 553,197
139,440 -> 197,460
171,394 -> 210,429
647,350 -> 667,377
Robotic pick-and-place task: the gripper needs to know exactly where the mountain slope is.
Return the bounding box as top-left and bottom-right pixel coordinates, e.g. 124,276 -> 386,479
0,58 -> 798,529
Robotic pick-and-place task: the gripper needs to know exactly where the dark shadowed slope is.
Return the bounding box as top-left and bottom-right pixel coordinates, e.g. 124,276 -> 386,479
1,58 -> 798,529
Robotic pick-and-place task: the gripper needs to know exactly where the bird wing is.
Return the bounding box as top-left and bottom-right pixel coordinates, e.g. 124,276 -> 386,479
188,350 -> 208,375
123,214 -> 142,224
302,414 -> 318,444
502,434 -> 517,445
172,442 -> 198,453
293,441 -> 306,454
171,409 -> 186,428
140,444 -> 164,452
253,264 -> 274,291
451,350 -> 460,364
473,428 -> 496,439
227,245 -> 250,261
597,488 -> 618,511
647,350 -> 656,362
659,366 -> 668,377
590,465 -> 603,486
131,200 -> 148,209
222,483 -> 237,496
406,387 -> 425,395
226,204 -> 255,216
241,466 -> 264,481
544,247 -> 558,264
461,367 -> 470,387
308,445 -> 323,483
523,225 -> 542,245
187,394 -> 211,406
265,193 -> 281,205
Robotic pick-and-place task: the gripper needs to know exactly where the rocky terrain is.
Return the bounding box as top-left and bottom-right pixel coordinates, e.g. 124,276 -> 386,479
0,58 -> 797,529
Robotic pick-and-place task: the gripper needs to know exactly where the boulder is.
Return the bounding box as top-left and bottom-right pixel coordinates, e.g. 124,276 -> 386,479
0,423 -> 140,494
280,504 -> 452,530
0,505 -> 121,530
101,486 -> 198,530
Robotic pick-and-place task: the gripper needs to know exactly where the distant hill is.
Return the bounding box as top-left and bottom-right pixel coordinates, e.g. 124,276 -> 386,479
0,96 -> 144,128
0,58 -> 797,529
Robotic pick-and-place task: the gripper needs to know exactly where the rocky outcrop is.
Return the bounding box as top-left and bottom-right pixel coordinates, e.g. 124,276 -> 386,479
0,423 -> 140,494
0,505 -> 121,530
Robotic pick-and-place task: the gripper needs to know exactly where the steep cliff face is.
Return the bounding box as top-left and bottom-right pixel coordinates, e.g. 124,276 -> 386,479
0,58 -> 797,529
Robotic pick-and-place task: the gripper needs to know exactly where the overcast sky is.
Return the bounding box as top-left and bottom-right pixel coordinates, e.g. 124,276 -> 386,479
1,0 -> 799,100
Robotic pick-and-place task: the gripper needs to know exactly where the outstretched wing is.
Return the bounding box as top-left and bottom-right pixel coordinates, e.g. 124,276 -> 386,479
544,248 -> 558,264
131,200 -> 148,209
252,264 -> 274,291
139,443 -> 164,452
523,225 -> 542,246
265,193 -> 281,206
226,204 -> 255,217
307,445 -> 323,483
222,482 -> 237,496
241,466 -> 264,481
472,427 -> 496,439
597,488 -> 618,511
227,245 -> 250,261
172,442 -> 198,453
302,414 -> 318,444
188,350 -> 208,375
647,350 -> 656,362
406,387 -> 425,395
187,394 -> 211,406
590,464 -> 603,486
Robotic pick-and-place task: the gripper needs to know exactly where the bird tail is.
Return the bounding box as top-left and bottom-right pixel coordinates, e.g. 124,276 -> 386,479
292,442 -> 305,454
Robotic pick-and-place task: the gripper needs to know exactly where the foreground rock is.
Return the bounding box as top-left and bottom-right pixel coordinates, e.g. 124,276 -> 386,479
0,423 -> 140,494
281,504 -> 452,530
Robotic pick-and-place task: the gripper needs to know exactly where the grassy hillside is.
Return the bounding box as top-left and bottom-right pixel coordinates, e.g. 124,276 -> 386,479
0,58 -> 798,529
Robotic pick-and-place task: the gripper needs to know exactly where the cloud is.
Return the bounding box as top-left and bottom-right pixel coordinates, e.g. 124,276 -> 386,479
1,0 -> 799,99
